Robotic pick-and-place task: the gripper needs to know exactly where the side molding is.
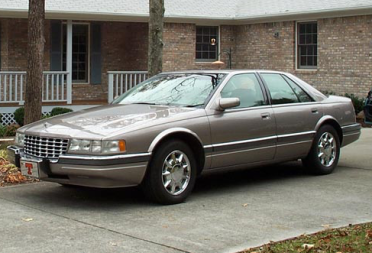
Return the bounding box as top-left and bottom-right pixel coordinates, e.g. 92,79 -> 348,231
148,128 -> 204,153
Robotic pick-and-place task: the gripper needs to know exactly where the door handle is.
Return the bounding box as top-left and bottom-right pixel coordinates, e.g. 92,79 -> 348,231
261,113 -> 271,120
311,108 -> 319,114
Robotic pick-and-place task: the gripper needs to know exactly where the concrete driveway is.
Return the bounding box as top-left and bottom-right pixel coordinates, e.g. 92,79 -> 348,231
0,129 -> 371,253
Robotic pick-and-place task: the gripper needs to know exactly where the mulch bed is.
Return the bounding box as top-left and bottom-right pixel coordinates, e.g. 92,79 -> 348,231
0,142 -> 38,187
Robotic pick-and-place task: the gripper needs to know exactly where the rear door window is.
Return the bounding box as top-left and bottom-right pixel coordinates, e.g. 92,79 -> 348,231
260,73 -> 299,105
282,75 -> 313,102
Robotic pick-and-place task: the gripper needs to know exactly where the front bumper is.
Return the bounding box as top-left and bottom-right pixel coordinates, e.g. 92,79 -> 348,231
7,146 -> 150,188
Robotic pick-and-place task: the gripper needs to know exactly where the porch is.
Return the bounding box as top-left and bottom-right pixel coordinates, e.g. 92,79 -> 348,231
0,70 -> 148,125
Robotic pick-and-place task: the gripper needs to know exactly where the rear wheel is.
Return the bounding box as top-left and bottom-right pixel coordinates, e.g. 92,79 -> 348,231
142,140 -> 197,205
302,125 -> 340,175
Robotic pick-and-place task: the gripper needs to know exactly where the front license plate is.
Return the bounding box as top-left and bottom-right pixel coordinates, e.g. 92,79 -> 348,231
20,160 -> 40,178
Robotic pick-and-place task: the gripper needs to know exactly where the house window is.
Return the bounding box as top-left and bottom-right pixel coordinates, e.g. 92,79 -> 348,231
297,22 -> 317,69
196,26 -> 218,61
62,24 -> 90,83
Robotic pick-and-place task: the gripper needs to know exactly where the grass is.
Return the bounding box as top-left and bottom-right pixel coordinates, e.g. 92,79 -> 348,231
243,222 -> 372,253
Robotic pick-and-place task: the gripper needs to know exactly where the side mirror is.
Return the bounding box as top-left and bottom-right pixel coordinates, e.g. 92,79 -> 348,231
218,98 -> 240,110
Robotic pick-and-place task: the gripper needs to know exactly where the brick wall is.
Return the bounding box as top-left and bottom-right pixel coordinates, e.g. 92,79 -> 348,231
73,21 -> 150,102
1,16 -> 372,103
163,23 -> 234,71
233,16 -> 372,98
0,18 -> 50,71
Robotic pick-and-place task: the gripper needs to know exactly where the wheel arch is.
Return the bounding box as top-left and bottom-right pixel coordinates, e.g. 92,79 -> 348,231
148,128 -> 206,175
315,116 -> 343,145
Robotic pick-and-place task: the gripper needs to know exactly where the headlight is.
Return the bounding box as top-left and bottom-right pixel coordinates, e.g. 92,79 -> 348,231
68,139 -> 126,154
102,140 -> 126,153
15,133 -> 25,147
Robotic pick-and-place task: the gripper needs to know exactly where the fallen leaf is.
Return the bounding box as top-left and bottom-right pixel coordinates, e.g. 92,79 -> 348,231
337,230 -> 348,237
302,244 -> 314,249
366,230 -> 372,239
22,218 -> 33,222
322,224 -> 332,230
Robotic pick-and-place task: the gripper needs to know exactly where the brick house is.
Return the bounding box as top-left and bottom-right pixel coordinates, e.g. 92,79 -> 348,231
1,0 -> 372,125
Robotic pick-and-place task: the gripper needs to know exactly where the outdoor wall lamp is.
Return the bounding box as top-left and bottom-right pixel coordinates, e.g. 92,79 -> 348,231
211,38 -> 232,69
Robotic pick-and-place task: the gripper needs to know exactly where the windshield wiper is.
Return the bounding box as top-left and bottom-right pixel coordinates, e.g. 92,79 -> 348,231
185,104 -> 205,108
130,102 -> 157,105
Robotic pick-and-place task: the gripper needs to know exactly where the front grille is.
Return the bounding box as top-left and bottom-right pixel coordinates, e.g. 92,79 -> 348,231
24,135 -> 69,159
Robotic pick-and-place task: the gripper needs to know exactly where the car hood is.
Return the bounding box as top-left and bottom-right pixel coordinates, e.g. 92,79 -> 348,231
20,104 -> 203,139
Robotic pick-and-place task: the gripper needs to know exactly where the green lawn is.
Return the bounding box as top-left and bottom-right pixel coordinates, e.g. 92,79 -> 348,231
243,223 -> 372,253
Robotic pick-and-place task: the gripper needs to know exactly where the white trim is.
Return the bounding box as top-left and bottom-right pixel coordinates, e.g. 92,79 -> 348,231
295,20 -> 318,71
66,21 -> 73,104
218,25 -> 221,61
1,5 -> 372,24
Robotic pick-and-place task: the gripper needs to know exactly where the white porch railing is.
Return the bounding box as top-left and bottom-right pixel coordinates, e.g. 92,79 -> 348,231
0,71 -> 71,105
108,71 -> 148,103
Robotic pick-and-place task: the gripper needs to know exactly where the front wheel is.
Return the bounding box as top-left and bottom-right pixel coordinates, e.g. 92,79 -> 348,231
302,125 -> 340,175
142,140 -> 197,205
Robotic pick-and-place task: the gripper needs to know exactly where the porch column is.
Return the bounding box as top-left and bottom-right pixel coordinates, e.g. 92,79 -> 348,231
66,20 -> 72,104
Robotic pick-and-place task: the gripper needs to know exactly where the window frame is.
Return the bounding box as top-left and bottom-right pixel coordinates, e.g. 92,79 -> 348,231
61,22 -> 91,84
195,26 -> 220,63
296,21 -> 318,70
220,73 -> 269,110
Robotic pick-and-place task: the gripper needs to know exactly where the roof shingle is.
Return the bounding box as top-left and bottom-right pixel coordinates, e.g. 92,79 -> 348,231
1,0 -> 372,22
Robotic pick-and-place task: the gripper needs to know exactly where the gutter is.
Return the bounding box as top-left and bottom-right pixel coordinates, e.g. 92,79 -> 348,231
1,5 -> 372,24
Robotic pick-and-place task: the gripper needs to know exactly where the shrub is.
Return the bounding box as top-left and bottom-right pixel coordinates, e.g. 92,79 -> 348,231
6,124 -> 19,137
50,107 -> 73,116
0,125 -> 7,138
0,124 -> 19,137
14,107 -> 25,126
344,93 -> 364,115
321,90 -> 337,96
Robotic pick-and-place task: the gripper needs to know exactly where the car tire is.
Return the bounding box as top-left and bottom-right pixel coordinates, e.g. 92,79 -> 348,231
302,125 -> 341,175
142,140 -> 197,205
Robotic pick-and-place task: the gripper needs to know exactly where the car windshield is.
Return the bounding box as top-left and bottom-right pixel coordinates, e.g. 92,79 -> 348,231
113,73 -> 226,107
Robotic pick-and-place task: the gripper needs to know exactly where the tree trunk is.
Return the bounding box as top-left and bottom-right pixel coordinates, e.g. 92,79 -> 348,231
24,0 -> 45,125
148,0 -> 165,77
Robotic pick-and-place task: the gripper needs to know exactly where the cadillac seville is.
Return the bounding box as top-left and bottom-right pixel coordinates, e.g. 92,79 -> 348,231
8,70 -> 361,204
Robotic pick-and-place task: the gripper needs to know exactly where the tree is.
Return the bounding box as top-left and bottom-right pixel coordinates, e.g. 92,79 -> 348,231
148,0 -> 165,77
24,0 -> 45,125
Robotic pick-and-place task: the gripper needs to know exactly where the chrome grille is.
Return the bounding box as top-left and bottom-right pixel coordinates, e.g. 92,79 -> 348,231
24,135 -> 69,159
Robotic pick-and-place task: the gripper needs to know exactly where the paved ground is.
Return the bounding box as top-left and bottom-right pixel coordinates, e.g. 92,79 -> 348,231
0,129 -> 371,253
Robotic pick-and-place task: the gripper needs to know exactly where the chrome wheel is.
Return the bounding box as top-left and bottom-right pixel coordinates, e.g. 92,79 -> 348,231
162,150 -> 191,196
317,132 -> 337,167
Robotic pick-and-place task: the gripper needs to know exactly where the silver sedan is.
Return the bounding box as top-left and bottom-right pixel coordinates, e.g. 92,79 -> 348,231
8,70 -> 361,204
